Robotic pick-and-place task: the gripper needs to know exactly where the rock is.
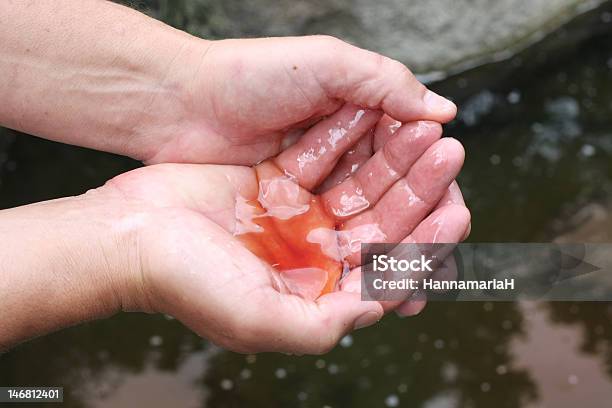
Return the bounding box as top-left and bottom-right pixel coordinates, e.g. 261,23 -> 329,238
147,0 -> 610,78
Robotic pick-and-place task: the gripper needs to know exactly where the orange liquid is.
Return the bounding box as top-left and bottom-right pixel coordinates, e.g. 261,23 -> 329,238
237,168 -> 342,297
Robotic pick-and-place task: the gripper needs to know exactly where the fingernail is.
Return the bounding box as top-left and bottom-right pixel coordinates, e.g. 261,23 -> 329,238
395,302 -> 426,317
354,311 -> 380,330
424,90 -> 456,113
395,306 -> 423,317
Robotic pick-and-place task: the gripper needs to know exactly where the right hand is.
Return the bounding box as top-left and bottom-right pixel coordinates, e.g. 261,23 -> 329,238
138,35 -> 458,165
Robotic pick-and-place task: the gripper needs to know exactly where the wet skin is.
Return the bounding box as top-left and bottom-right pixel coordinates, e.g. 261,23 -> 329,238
103,104 -> 469,352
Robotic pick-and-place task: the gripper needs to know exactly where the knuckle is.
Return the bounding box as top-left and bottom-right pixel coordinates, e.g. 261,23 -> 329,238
385,57 -> 411,76
312,34 -> 343,46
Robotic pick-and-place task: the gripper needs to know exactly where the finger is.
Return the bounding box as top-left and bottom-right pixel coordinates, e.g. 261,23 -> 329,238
340,138 -> 465,265
315,129 -> 373,194
395,290 -> 427,317
434,181 -> 471,241
274,103 -> 382,190
280,103 -> 344,150
308,36 -> 457,123
319,113 -> 407,194
341,204 -> 471,311
373,114 -> 403,151
435,181 -> 465,208
243,288 -> 383,354
391,252 -> 459,319
426,254 -> 459,294
322,121 -> 441,219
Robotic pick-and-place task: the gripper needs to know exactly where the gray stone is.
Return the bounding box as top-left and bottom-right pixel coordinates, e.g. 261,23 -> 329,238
151,0 -> 609,78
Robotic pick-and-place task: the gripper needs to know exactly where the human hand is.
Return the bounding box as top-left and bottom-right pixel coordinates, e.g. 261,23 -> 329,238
101,104 -> 468,354
145,36 -> 457,165
0,0 -> 456,166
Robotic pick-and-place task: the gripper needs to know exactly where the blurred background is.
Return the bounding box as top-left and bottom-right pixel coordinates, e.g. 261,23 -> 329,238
1,0 -> 612,406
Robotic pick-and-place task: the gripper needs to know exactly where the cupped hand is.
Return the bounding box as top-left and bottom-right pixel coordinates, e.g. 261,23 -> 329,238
103,105 -> 468,354
144,36 -> 457,165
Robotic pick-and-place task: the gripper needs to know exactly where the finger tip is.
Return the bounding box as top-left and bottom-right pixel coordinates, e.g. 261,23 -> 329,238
423,90 -> 457,122
396,300 -> 427,317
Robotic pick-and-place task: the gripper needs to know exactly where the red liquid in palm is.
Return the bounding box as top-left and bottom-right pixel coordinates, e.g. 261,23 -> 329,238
236,165 -> 342,298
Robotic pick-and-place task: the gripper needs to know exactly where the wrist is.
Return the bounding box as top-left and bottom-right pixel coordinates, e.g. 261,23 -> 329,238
0,191 -> 144,349
133,35 -> 215,164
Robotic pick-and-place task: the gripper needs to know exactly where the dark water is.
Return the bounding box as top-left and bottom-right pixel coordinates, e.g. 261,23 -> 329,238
1,3 -> 612,408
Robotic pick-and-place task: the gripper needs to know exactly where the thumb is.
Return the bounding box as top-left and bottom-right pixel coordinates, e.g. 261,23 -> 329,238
304,36 -> 457,123
245,288 -> 383,355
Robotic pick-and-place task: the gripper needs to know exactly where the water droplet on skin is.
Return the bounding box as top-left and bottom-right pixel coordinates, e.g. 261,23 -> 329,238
389,120 -> 402,134
432,147 -> 446,167
297,147 -> 317,173
384,162 -> 398,177
306,228 -> 343,261
407,192 -> 421,207
333,192 -> 370,217
337,224 -> 387,258
412,121 -> 437,139
348,110 -> 366,129
279,267 -> 328,301
350,163 -> 360,173
327,127 -> 348,150
430,213 -> 446,243
258,177 -> 310,220
234,195 -> 264,234
307,223 -> 385,261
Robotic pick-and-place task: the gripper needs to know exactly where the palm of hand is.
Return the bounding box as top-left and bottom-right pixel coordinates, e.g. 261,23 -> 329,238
107,104 -> 467,353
